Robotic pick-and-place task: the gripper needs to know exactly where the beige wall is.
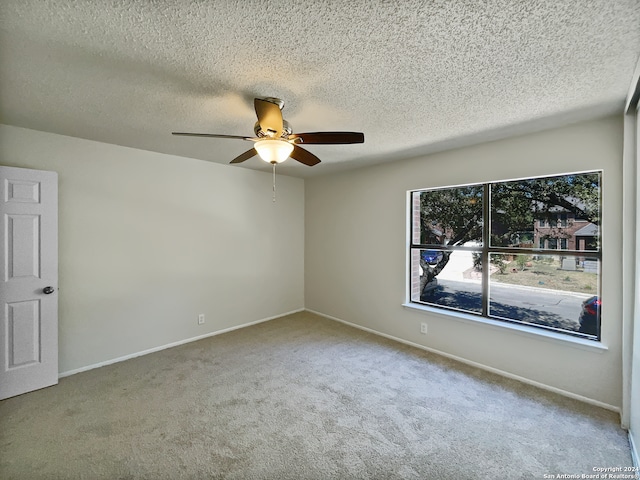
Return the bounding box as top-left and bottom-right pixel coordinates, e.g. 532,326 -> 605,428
305,116 -> 624,408
0,118 -> 628,410
0,125 -> 305,373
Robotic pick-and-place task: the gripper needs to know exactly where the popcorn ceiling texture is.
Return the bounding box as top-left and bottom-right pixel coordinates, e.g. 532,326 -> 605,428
0,0 -> 638,177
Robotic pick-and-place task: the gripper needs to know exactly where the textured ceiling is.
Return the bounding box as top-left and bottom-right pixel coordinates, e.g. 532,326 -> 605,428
1,1 -> 639,178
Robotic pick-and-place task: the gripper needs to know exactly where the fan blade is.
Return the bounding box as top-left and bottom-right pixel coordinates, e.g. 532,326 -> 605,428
289,132 -> 364,144
172,132 -> 255,141
290,145 -> 321,166
230,148 -> 257,164
254,98 -> 283,137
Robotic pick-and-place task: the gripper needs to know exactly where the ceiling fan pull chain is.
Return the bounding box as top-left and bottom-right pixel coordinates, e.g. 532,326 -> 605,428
272,162 -> 277,202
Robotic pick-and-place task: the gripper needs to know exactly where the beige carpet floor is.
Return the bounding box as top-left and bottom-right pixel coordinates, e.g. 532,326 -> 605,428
0,311 -> 633,479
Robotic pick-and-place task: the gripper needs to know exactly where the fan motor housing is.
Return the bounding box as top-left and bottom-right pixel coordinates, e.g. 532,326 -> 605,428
254,120 -> 292,138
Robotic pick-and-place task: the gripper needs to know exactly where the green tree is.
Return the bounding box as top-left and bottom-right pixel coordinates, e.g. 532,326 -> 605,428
514,254 -> 532,271
490,254 -> 508,274
490,173 -> 600,247
418,185 -> 482,292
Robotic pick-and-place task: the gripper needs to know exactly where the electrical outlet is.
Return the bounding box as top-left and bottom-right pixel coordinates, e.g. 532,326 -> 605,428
420,322 -> 428,334
198,314 -> 205,325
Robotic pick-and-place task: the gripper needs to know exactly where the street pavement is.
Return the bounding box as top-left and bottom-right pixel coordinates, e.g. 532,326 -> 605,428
422,278 -> 590,331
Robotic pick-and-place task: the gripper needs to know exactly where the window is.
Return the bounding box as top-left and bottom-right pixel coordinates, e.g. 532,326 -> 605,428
559,213 -> 568,227
409,171 -> 602,340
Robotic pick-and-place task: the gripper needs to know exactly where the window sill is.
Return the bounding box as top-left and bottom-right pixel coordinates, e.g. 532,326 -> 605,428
401,302 -> 608,353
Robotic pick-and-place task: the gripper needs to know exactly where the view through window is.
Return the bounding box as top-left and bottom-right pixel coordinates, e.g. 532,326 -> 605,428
409,171 -> 602,340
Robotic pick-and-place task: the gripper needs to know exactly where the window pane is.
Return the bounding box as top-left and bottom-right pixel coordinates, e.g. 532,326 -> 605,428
490,172 -> 600,251
488,253 -> 600,338
559,213 -> 568,227
413,249 -> 482,314
417,185 -> 483,247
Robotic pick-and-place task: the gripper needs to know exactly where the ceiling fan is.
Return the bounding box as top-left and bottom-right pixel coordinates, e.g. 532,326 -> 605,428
172,97 -> 364,166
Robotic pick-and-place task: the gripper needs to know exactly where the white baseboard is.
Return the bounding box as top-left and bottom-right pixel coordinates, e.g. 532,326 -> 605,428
306,308 -> 620,414
631,431 -> 639,468
59,308 -> 305,378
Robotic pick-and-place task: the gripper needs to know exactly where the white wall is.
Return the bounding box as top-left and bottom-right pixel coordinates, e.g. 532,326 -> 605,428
305,116 -> 624,408
0,125 -> 305,374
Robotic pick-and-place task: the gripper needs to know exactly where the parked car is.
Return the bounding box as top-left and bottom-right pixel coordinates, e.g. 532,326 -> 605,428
421,250 -> 442,265
578,296 -> 600,337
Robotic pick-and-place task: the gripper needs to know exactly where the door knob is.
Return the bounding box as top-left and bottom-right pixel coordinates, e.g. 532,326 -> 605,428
42,286 -> 55,294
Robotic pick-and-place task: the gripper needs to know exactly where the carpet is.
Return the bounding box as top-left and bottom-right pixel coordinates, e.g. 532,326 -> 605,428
0,311 -> 632,479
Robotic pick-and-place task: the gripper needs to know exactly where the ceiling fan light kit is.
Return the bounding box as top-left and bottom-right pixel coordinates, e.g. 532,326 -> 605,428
254,139 -> 294,164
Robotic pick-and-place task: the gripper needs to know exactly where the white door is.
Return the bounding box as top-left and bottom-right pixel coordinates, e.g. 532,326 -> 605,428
0,166 -> 58,400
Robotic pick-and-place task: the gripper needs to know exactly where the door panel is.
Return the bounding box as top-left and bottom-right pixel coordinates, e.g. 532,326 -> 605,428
0,166 -> 58,400
7,214 -> 41,279
7,300 -> 41,368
